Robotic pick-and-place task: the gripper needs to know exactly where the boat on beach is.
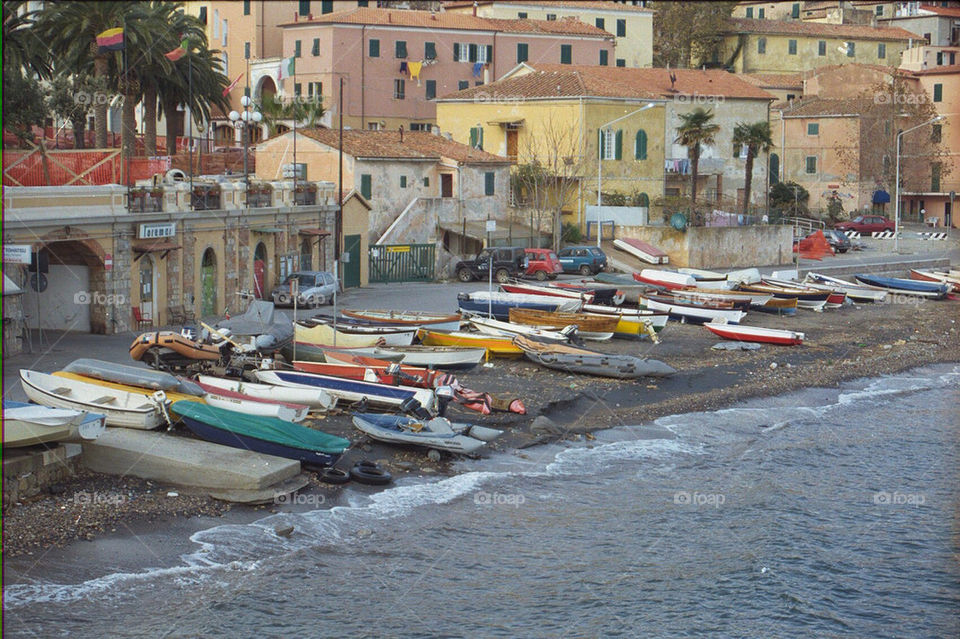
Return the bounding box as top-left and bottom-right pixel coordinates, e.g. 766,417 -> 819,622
351,413 -> 502,454
339,309 -> 462,332
762,278 -> 846,308
325,345 -> 487,370
613,238 -> 669,264
513,335 -> 676,378
703,319 -> 805,346
803,273 -> 888,303
195,374 -> 337,410
292,359 -> 458,390
295,321 -> 416,347
129,331 -> 223,369
633,269 -> 696,290
457,291 -> 582,320
640,295 -> 748,324
853,274 -> 949,299
500,281 -> 594,303
465,313 -> 574,343
737,282 -> 830,310
908,269 -> 960,294
2,400 -> 106,446
417,327 -> 524,358
255,369 -> 438,413
63,359 -> 205,395
190,378 -> 310,421
508,307 -> 618,341
580,304 -> 668,339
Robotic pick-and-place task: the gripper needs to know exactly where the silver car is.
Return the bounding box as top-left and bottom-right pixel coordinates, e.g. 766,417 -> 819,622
272,271 -> 339,307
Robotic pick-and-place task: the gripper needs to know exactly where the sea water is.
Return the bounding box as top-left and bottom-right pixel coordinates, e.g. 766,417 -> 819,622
4,364 -> 958,638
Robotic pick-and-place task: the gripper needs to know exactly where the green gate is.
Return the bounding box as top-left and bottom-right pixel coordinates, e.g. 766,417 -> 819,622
369,243 -> 435,283
343,234 -> 361,288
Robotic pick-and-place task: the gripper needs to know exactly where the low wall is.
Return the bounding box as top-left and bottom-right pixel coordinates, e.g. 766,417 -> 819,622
3,445 -> 83,510
616,225 -> 794,268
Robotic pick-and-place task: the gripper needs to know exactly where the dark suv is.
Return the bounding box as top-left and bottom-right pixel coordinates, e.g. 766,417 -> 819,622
454,246 -> 528,284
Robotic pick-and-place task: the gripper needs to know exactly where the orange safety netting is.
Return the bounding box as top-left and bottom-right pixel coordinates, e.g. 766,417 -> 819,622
796,230 -> 835,260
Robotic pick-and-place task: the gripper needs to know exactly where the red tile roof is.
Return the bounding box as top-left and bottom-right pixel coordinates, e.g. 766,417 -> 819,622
776,96 -> 876,117
740,73 -> 804,89
295,129 -> 510,164
910,63 -> 960,76
725,17 -> 917,41
442,0 -> 653,13
439,64 -> 775,101
280,7 -> 612,37
918,4 -> 960,18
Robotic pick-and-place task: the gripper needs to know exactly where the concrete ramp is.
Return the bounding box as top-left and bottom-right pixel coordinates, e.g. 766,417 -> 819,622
82,429 -> 301,491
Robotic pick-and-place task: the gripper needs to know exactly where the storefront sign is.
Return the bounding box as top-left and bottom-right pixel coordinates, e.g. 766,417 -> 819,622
3,244 -> 32,264
138,223 -> 177,239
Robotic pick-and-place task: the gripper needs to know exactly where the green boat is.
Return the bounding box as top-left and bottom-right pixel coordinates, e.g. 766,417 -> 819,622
172,401 -> 349,466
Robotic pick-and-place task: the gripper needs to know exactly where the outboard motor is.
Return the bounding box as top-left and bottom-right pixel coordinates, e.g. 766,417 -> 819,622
399,396 -> 432,419
435,385 -> 456,417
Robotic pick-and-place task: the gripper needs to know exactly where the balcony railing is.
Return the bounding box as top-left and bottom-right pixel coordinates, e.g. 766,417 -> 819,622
128,189 -> 163,213
192,185 -> 221,211
247,184 -> 274,208
294,185 -> 318,206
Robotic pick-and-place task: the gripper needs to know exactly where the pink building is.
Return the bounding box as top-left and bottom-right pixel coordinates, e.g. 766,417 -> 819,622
278,7 -> 614,131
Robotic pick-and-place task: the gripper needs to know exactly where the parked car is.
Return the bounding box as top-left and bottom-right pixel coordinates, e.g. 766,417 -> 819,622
454,246 -> 528,284
557,245 -> 608,275
523,248 -> 563,280
834,215 -> 894,234
272,271 -> 339,307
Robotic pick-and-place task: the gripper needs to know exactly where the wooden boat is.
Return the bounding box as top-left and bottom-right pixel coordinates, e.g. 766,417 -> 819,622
737,282 -> 830,310
63,359 -> 204,395
550,281 -> 621,305
762,278 -> 846,308
704,319 -> 804,346
416,328 -> 524,358
326,345 -> 487,370
172,401 -> 349,467
853,274 -> 948,299
512,335 -> 675,378
53,371 -> 201,404
129,331 -> 223,368
255,369 -> 438,413
803,273 -> 888,303
640,295 -> 748,324
292,360 -> 458,390
465,313 -> 573,343
299,317 -> 417,346
191,378 -> 310,422
613,238 -> 669,264
668,289 -> 752,311
195,375 -> 337,410
909,269 -> 960,293
20,370 -> 165,430
508,307 -> 618,341
351,413 -> 501,454
339,309 -> 462,332
633,269 -> 696,290
669,288 -> 771,310
500,281 -> 594,303
457,291 -> 582,320
3,400 -> 105,446
294,321 -> 415,347
580,304 -> 668,339
280,340 -> 401,364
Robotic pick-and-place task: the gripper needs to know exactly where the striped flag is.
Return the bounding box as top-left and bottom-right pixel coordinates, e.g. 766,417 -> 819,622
165,38 -> 190,61
96,27 -> 124,53
277,55 -> 295,80
222,72 -> 243,97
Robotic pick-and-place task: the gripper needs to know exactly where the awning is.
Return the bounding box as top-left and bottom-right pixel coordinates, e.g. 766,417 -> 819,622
251,226 -> 284,234
486,118 -> 525,127
872,189 -> 891,204
132,241 -> 181,261
298,228 -> 331,237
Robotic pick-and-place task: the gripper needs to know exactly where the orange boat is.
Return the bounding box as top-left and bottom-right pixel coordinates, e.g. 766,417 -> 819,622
129,331 -> 223,368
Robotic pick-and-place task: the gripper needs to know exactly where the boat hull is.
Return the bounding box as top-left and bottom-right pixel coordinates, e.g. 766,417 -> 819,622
704,322 -> 804,345
854,274 -> 948,299
352,414 -> 486,454
417,329 -> 523,358
641,296 -> 747,325
195,375 -> 336,410
255,370 -> 437,412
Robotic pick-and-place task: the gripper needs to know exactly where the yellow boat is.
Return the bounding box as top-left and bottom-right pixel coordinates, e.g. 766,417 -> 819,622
416,329 -> 523,359
52,372 -> 204,405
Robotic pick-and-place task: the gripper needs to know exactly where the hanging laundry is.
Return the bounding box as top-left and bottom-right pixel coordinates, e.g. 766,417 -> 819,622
408,61 -> 423,80
473,61 -> 484,78
400,61 -> 408,74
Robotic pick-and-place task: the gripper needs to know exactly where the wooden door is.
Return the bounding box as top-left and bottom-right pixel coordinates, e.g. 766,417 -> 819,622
343,234 -> 361,288
441,173 -> 453,198
506,129 -> 518,162
201,249 -> 217,317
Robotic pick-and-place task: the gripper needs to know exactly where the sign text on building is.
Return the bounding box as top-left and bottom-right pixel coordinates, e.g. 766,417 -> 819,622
138,223 -> 177,239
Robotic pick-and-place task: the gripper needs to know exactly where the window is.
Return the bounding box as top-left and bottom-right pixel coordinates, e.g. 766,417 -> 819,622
468,43 -> 478,62
221,18 -> 227,46
518,11 -> 527,18
931,124 -> 941,143
933,83 -> 943,101
357,0 -> 367,5
484,172 -> 495,196
475,80 -> 483,86
423,177 -> 430,187
818,40 -> 826,56
879,43 -> 886,59
788,39 -> 797,55
546,13 -> 556,20
410,123 -> 431,131
786,93 -> 795,101
458,80 -> 469,90
746,7 -> 753,18
369,39 -> 379,57
293,83 -> 303,97
360,174 -> 372,199
923,33 -> 931,44
400,175 -> 407,188
470,126 -> 484,150
299,0 -> 310,16
758,7 -> 764,18
425,80 -> 436,100
213,8 -> 219,37
396,40 -> 407,58
480,45 -> 492,63
791,3 -> 800,18
321,0 -> 332,14
307,81 -> 322,97
367,122 -> 381,130
882,154 -> 890,175
596,17 -> 605,30
846,42 -> 855,57
243,0 -> 250,15
599,50 -> 608,66
294,40 -> 301,58
312,38 -> 320,56
805,156 -> 817,174
635,129 -> 648,160
769,153 -> 780,184
561,44 -> 572,64
199,6 -> 207,24
393,78 -> 405,99
807,122 -> 819,135
617,19 -> 626,37
425,41 -> 436,60
616,58 -> 625,67
517,42 -> 529,63
244,41 -> 250,59
757,38 -> 766,54
876,4 -> 883,15
932,163 -> 941,192
599,128 -> 621,160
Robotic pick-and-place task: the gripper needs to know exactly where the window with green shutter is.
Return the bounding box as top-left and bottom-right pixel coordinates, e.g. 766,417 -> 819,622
617,19 -> 626,37
635,130 -> 648,160
425,80 -> 436,100
295,40 -> 301,58
321,0 -> 332,14
599,50 -> 608,66
932,163 -> 941,192
360,174 -> 372,199
746,7 -> 753,18
758,8 -> 764,18
791,3 -> 799,18
243,0 -> 250,15
244,41 -> 250,59
369,39 -> 379,57
875,4 -> 883,15
299,0 -> 309,17
933,83 -> 942,101
312,38 -> 320,56
932,124 -> 942,143
560,44 -> 572,64
818,40 -> 826,56
847,42 -> 855,57
805,156 -> 817,174
458,80 -> 469,90
807,122 -> 819,135
788,39 -> 797,55
485,172 -> 495,196
879,43 -> 886,59
470,127 -> 484,150
769,153 -> 780,184
453,43 -> 460,61
400,175 -> 407,188
468,44 -> 478,62
517,43 -> 528,63
396,40 -> 407,58
425,41 -> 436,60
757,38 -> 766,54
616,58 -> 625,67
518,11 -> 527,18
423,177 -> 429,187
615,129 -> 623,160
596,18 -> 605,30
294,83 -> 302,97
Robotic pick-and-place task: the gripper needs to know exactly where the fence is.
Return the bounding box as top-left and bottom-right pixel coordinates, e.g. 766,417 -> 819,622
369,244 -> 436,283
2,148 -> 171,187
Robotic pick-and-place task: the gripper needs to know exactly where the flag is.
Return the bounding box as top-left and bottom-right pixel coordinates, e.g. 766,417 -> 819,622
222,72 -> 243,97
165,38 -> 190,61
278,55 -> 295,80
96,27 -> 124,53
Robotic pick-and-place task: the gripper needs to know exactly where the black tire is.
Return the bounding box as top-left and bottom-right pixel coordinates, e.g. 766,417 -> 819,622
579,264 -> 592,276
457,268 -> 473,283
318,467 -> 350,484
534,270 -> 548,281
495,268 -> 511,284
350,463 -> 392,486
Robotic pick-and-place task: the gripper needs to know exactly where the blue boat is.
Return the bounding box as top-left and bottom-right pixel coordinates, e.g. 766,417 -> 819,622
172,401 -> 349,467
255,369 -> 438,413
853,274 -> 949,299
457,292 -> 580,321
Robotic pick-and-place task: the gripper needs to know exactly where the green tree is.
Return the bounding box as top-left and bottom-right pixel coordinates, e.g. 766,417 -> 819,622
675,107 -> 720,208
3,1 -> 51,78
651,1 -> 736,68
156,43 -> 230,156
3,72 -> 47,143
769,181 -> 809,218
732,120 -> 773,216
46,75 -> 102,149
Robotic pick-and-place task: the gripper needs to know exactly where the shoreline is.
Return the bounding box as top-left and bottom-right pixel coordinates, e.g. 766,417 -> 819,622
3,298 -> 959,559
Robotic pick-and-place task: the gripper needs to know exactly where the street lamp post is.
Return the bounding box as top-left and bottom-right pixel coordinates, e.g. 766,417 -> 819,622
894,114 -> 943,253
596,102 -> 662,247
228,95 -> 263,195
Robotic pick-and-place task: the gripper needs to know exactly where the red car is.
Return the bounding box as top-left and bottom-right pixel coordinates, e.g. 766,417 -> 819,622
834,215 -> 894,234
523,248 -> 563,281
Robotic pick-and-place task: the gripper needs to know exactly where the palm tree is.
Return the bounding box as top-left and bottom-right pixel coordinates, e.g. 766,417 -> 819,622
674,107 -> 719,208
4,1 -> 51,78
732,121 -> 774,217
156,44 -> 230,156
259,92 -> 288,138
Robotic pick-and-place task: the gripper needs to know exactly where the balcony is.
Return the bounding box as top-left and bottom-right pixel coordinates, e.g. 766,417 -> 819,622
192,184 -> 222,211
246,183 -> 274,208
127,188 -> 163,213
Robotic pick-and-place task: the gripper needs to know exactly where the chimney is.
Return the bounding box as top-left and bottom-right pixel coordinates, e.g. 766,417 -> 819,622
473,1 -> 478,17
399,125 -> 404,143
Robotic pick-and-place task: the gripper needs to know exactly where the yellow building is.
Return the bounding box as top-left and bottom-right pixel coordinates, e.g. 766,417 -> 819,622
733,1 -> 896,23
444,0 -> 654,68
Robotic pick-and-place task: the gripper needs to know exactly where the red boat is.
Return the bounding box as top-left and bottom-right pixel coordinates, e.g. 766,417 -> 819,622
499,281 -> 594,303
292,359 -> 456,390
704,321 -> 804,346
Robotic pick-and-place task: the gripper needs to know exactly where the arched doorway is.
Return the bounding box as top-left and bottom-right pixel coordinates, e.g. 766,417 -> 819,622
253,242 -> 267,298
31,237 -> 107,333
277,124 -> 291,135
201,248 -> 217,316
300,238 -> 312,271
256,75 -> 278,101
138,255 -> 156,320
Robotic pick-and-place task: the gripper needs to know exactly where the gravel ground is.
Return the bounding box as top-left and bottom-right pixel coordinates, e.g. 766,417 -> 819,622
4,292 -> 958,558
